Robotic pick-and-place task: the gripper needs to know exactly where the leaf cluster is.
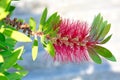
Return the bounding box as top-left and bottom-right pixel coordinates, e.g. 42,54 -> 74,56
0,0 -> 31,79
88,14 -> 116,64
39,8 -> 60,57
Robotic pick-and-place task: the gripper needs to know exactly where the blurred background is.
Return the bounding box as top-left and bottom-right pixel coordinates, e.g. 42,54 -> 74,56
12,0 -> 120,80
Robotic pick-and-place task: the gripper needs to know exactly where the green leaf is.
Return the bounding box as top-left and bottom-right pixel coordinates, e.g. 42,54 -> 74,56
96,21 -> 107,40
93,45 -> 113,58
29,17 -> 36,31
44,41 -> 55,57
0,73 -> 9,80
32,38 -> 38,61
0,28 -> 32,42
0,41 -> 8,50
90,13 -> 107,41
46,15 -> 60,35
0,50 -> 12,57
100,34 -> 112,44
90,13 -> 111,43
0,12 -> 9,20
90,13 -> 101,36
91,13 -> 101,28
40,8 -> 48,26
88,47 -> 102,64
7,71 -> 28,80
99,24 -> 111,41
0,54 -> 4,63
5,38 -> 16,50
0,46 -> 24,72
0,0 -> 11,13
8,6 -> 15,15
43,12 -> 58,32
39,8 -> 48,32
44,13 -> 60,34
106,55 -> 116,62
0,33 -> 5,42
40,35 -> 47,46
0,0 -> 11,20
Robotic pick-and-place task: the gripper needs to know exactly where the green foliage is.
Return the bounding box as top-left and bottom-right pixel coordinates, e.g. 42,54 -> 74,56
29,17 -> 40,61
93,45 -> 113,58
100,34 -> 112,44
105,55 -> 116,61
32,38 -> 38,61
88,45 -> 116,64
39,8 -> 60,36
90,13 -> 111,42
39,8 -> 60,57
43,12 -> 60,36
0,46 -> 24,72
94,45 -> 116,61
0,1 -> 30,79
88,47 -> 102,64
0,32 -> 5,41
0,0 -> 15,20
0,0 -> 117,79
89,13 -> 116,64
40,8 -> 47,27
29,17 -> 36,31
0,27 -> 32,42
44,41 -> 55,57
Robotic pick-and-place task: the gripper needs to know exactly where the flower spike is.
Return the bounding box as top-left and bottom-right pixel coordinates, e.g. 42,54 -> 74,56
39,8 -> 116,64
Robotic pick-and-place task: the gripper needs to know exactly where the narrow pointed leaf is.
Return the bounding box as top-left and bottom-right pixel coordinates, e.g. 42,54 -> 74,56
0,46 -> 24,72
45,41 -> 55,57
91,13 -> 101,28
44,13 -> 60,34
88,47 -> 102,64
40,8 -> 47,25
96,21 -> 107,40
29,17 -> 36,31
44,12 -> 57,32
46,12 -> 57,24
46,15 -> 60,35
99,24 -> 111,40
100,34 -> 112,44
32,38 -> 38,61
0,28 -> 32,42
93,45 -> 113,58
90,13 -> 101,35
40,35 -> 46,45
90,13 -> 103,39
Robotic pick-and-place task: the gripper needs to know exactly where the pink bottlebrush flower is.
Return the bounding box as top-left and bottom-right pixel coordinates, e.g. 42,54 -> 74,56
53,19 -> 92,62
40,9 -> 115,64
